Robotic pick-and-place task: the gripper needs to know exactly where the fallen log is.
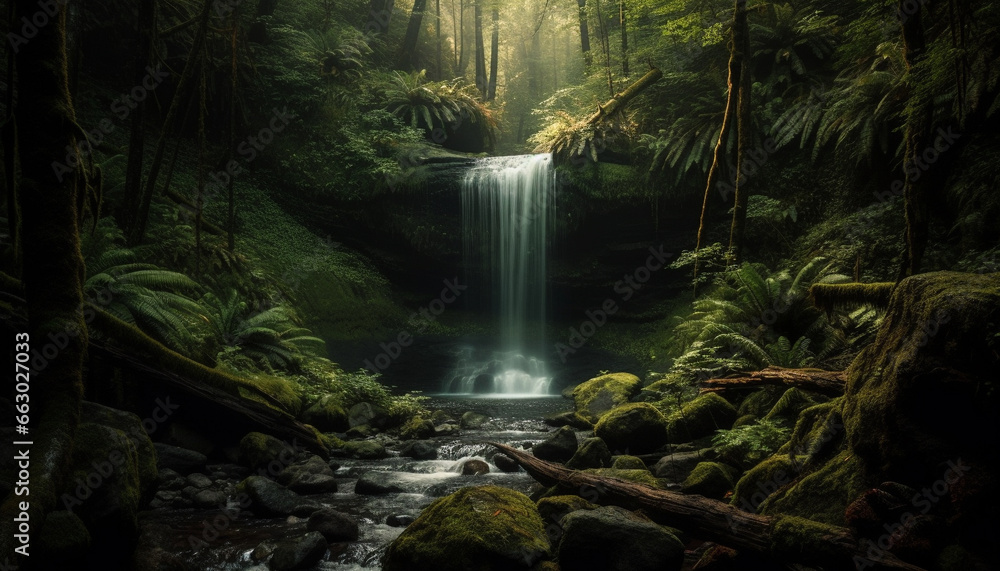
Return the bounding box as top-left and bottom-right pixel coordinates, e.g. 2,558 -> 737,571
585,66 -> 663,125
700,366 -> 847,396
489,443 -> 925,571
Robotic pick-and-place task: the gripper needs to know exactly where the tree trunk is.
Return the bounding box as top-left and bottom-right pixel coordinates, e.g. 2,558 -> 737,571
586,66 -> 662,125
399,0 -> 428,70
694,0 -> 746,290
474,0 -> 487,97
128,0 -> 212,246
0,1 -> 87,563
620,0 -> 629,77
489,444 -> 928,571
436,0 -> 443,77
898,0 -> 932,279
120,0 -> 156,237
728,0 -> 752,262
700,367 -> 847,397
577,0 -> 592,68
458,0 -> 467,73
486,7 -> 499,101
594,0 -> 614,96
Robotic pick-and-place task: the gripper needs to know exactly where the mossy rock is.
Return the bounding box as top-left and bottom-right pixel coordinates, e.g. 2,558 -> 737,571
594,403 -> 668,454
732,414 -> 757,428
582,468 -> 661,488
383,486 -> 551,570
400,416 -> 436,440
842,272 -> 1000,484
769,515 -> 849,564
759,452 -> 870,525
732,455 -> 798,513
300,395 -> 349,432
239,432 -> 296,471
665,393 -> 737,444
79,401 -> 158,501
565,437 -> 612,470
343,440 -> 388,459
736,387 -> 783,418
557,506 -> 684,571
783,399 -> 844,469
611,455 -> 646,470
543,411 -> 594,430
572,373 -> 643,423
536,495 -> 598,525
763,388 -> 818,424
680,462 -> 737,500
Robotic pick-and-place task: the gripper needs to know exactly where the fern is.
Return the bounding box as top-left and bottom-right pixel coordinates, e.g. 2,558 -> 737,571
713,418 -> 792,467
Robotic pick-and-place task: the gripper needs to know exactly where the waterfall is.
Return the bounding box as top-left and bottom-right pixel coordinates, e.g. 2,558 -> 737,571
445,154 -> 555,395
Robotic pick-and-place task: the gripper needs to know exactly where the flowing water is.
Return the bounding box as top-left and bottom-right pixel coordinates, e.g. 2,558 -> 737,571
448,154 -> 556,395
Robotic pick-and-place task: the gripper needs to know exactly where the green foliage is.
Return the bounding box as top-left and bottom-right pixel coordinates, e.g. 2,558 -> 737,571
713,418 -> 791,467
383,70 -> 498,148
529,110 -> 635,163
295,363 -> 428,424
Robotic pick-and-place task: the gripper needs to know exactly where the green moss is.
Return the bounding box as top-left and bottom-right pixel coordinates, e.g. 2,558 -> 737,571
759,453 -> 870,525
400,416 -> 435,440
536,495 -> 598,524
666,393 -> 738,443
680,462 -> 737,500
300,395 -> 349,432
63,423 -> 143,535
582,468 -> 662,488
594,402 -> 669,453
572,373 -> 643,423
769,515 -> 848,563
611,455 -> 646,470
732,455 -> 797,511
736,387 -> 783,418
239,432 -> 290,470
343,440 -> 388,459
383,486 -> 550,570
763,388 -> 818,424
732,414 -> 756,428
784,399 -> 843,468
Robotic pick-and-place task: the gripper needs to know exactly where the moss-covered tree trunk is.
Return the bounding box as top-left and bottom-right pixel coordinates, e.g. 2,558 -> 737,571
0,0 -> 87,563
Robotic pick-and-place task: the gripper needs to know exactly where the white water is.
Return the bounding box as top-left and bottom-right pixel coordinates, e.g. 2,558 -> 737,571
448,154 -> 555,395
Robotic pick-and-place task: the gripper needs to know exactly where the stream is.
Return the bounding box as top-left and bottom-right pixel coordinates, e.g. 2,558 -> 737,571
142,395 -> 568,570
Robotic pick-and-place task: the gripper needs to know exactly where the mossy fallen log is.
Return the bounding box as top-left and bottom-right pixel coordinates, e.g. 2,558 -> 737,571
489,443 -> 926,571
700,366 -> 847,397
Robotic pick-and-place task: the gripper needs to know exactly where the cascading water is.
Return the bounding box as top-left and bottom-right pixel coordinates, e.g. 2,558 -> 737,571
444,154 -> 555,395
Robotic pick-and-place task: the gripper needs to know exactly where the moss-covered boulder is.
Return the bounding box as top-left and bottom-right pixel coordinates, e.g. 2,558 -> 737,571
651,450 -> 708,482
536,495 -> 598,525
557,506 -> 684,571
731,455 -> 798,513
543,410 -> 594,430
400,416 -> 436,440
572,373 -> 643,423
270,531 -> 328,571
239,432 -> 300,472
594,403 -> 668,454
383,486 -> 550,570
79,401 -> 158,498
300,395 -> 349,432
237,476 -> 318,517
343,440 -> 388,459
759,452 -> 869,525
611,455 -> 646,470
736,387 -> 783,418
665,393 -> 737,443
533,426 -> 579,463
565,437 -> 613,470
680,462 -> 738,500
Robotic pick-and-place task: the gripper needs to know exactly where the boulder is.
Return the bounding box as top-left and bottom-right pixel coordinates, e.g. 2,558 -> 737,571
307,508 -> 359,542
557,506 -> 684,571
665,393 -> 737,443
493,453 -> 520,472
532,426 -> 579,463
300,395 -> 349,432
460,411 -> 489,429
237,476 -> 317,517
572,373 -> 643,423
186,473 -> 213,489
383,486 -> 550,571
354,471 -> 449,495
430,410 -> 455,425
269,531 -> 328,571
400,416 -> 436,440
386,514 -> 416,527
611,455 -> 646,470
80,401 -> 158,494
239,432 -> 300,472
348,402 -> 390,429
542,411 -> 594,430
399,440 -> 438,460
594,403 -> 669,454
154,443 -> 207,475
565,437 -> 613,470
652,450 -> 709,482
192,489 -> 228,509
343,440 -> 388,459
536,495 -> 598,525
434,423 -> 461,436
277,455 -> 338,494
680,462 -> 737,500
460,459 -> 490,475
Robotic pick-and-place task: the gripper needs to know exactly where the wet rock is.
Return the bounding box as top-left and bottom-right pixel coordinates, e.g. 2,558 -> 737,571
652,450 -> 710,482
557,506 -> 684,571
400,416 -> 435,440
239,432 -> 300,472
461,459 -> 491,475
300,395 -> 350,432
343,440 -> 388,459
565,437 -> 613,470
681,462 -> 738,500
354,471 -> 434,495
665,393 -> 737,444
237,476 -> 317,517
433,423 -> 461,436
611,455 -> 646,470
278,456 -> 338,494
536,495 -> 598,525
206,463 -> 251,481
186,473 -> 213,489
460,411 -> 489,428
493,453 -> 520,472
572,373 -> 643,423
543,410 -> 594,430
157,468 -> 186,491
346,424 -> 377,439
307,508 -> 359,542
399,440 -> 438,460
348,402 -> 390,429
133,522 -> 191,570
532,426 -> 579,463
193,489 -> 227,509
154,443 -> 207,475
595,403 -> 669,454
430,410 -> 454,425
269,531 -> 328,571
383,486 -> 550,570
386,514 -> 417,527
